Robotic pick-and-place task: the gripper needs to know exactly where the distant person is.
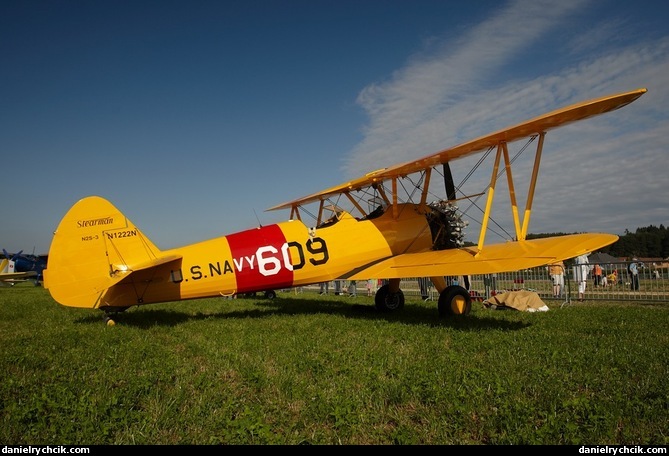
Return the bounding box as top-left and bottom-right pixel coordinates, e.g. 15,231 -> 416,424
607,269 -> 619,286
366,279 -> 374,296
490,273 -> 498,294
334,280 -> 343,295
593,263 -> 603,287
548,261 -> 565,298
348,280 -> 357,297
319,281 -> 329,295
417,277 -> 430,300
629,259 -> 640,291
574,253 -> 590,302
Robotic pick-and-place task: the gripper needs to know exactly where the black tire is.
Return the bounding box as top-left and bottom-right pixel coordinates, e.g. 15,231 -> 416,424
264,290 -> 277,300
374,284 -> 405,312
438,285 -> 472,317
102,306 -> 129,326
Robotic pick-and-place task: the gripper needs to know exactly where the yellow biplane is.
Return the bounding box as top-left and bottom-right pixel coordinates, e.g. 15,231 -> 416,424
44,88 -> 646,324
0,257 -> 38,286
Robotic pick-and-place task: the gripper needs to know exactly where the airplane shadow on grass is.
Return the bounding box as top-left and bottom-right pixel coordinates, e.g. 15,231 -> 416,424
73,295 -> 531,332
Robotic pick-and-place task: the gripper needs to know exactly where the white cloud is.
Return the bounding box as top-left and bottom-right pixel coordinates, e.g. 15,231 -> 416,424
343,0 -> 669,240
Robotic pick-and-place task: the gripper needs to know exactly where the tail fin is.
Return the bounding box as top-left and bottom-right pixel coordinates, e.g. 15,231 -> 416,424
44,196 -> 165,308
0,258 -> 15,274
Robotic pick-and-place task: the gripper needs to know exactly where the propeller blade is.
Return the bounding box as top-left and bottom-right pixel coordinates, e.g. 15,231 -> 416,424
443,163 -> 456,202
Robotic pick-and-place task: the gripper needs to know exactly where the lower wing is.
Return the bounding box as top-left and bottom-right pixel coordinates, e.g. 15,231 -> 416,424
0,271 -> 37,281
346,233 -> 616,279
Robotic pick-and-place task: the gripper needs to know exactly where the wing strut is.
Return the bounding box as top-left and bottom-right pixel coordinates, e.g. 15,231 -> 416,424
420,167 -> 432,206
391,178 -> 398,218
373,183 -> 391,208
520,132 -> 545,240
477,144 -> 504,252
502,142 -> 522,239
344,191 -> 366,216
477,132 -> 547,252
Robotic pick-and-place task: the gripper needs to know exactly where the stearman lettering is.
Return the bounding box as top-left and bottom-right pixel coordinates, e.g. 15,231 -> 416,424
77,217 -> 114,228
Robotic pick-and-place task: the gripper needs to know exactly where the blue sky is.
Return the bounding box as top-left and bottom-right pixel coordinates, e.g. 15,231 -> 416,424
3,0 -> 668,255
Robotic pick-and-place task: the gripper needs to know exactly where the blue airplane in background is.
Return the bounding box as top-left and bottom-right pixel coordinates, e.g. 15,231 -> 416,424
2,249 -> 47,286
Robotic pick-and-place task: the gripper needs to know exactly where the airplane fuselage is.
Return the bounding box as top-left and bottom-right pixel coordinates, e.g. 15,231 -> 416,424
97,204 -> 432,309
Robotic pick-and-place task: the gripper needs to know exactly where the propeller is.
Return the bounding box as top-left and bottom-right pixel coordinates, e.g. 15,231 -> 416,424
422,163 -> 467,250
3,249 -> 22,262
443,163 -> 456,202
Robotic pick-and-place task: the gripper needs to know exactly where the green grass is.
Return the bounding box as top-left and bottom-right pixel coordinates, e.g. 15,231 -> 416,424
1,283 -> 667,445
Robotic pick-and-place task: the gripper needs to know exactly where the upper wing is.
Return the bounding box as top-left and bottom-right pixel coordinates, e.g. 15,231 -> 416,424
343,233 -> 617,280
267,88 -> 646,212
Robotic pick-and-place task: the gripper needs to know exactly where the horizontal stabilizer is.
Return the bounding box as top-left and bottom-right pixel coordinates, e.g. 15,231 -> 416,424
46,254 -> 182,309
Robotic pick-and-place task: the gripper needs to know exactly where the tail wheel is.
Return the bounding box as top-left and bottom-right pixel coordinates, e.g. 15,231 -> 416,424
264,290 -> 276,300
438,285 -> 472,317
374,284 -> 405,312
102,306 -> 129,326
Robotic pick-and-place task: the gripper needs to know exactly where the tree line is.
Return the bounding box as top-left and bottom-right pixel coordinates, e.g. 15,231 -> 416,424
527,225 -> 669,259
605,224 -> 669,259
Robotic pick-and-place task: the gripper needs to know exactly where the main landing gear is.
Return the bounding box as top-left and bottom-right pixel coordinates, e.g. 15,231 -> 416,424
374,284 -> 405,312
374,283 -> 472,317
437,285 -> 472,317
242,290 -> 277,300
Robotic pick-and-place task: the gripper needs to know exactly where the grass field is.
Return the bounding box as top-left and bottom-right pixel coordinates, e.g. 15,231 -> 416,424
1,282 -> 667,445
